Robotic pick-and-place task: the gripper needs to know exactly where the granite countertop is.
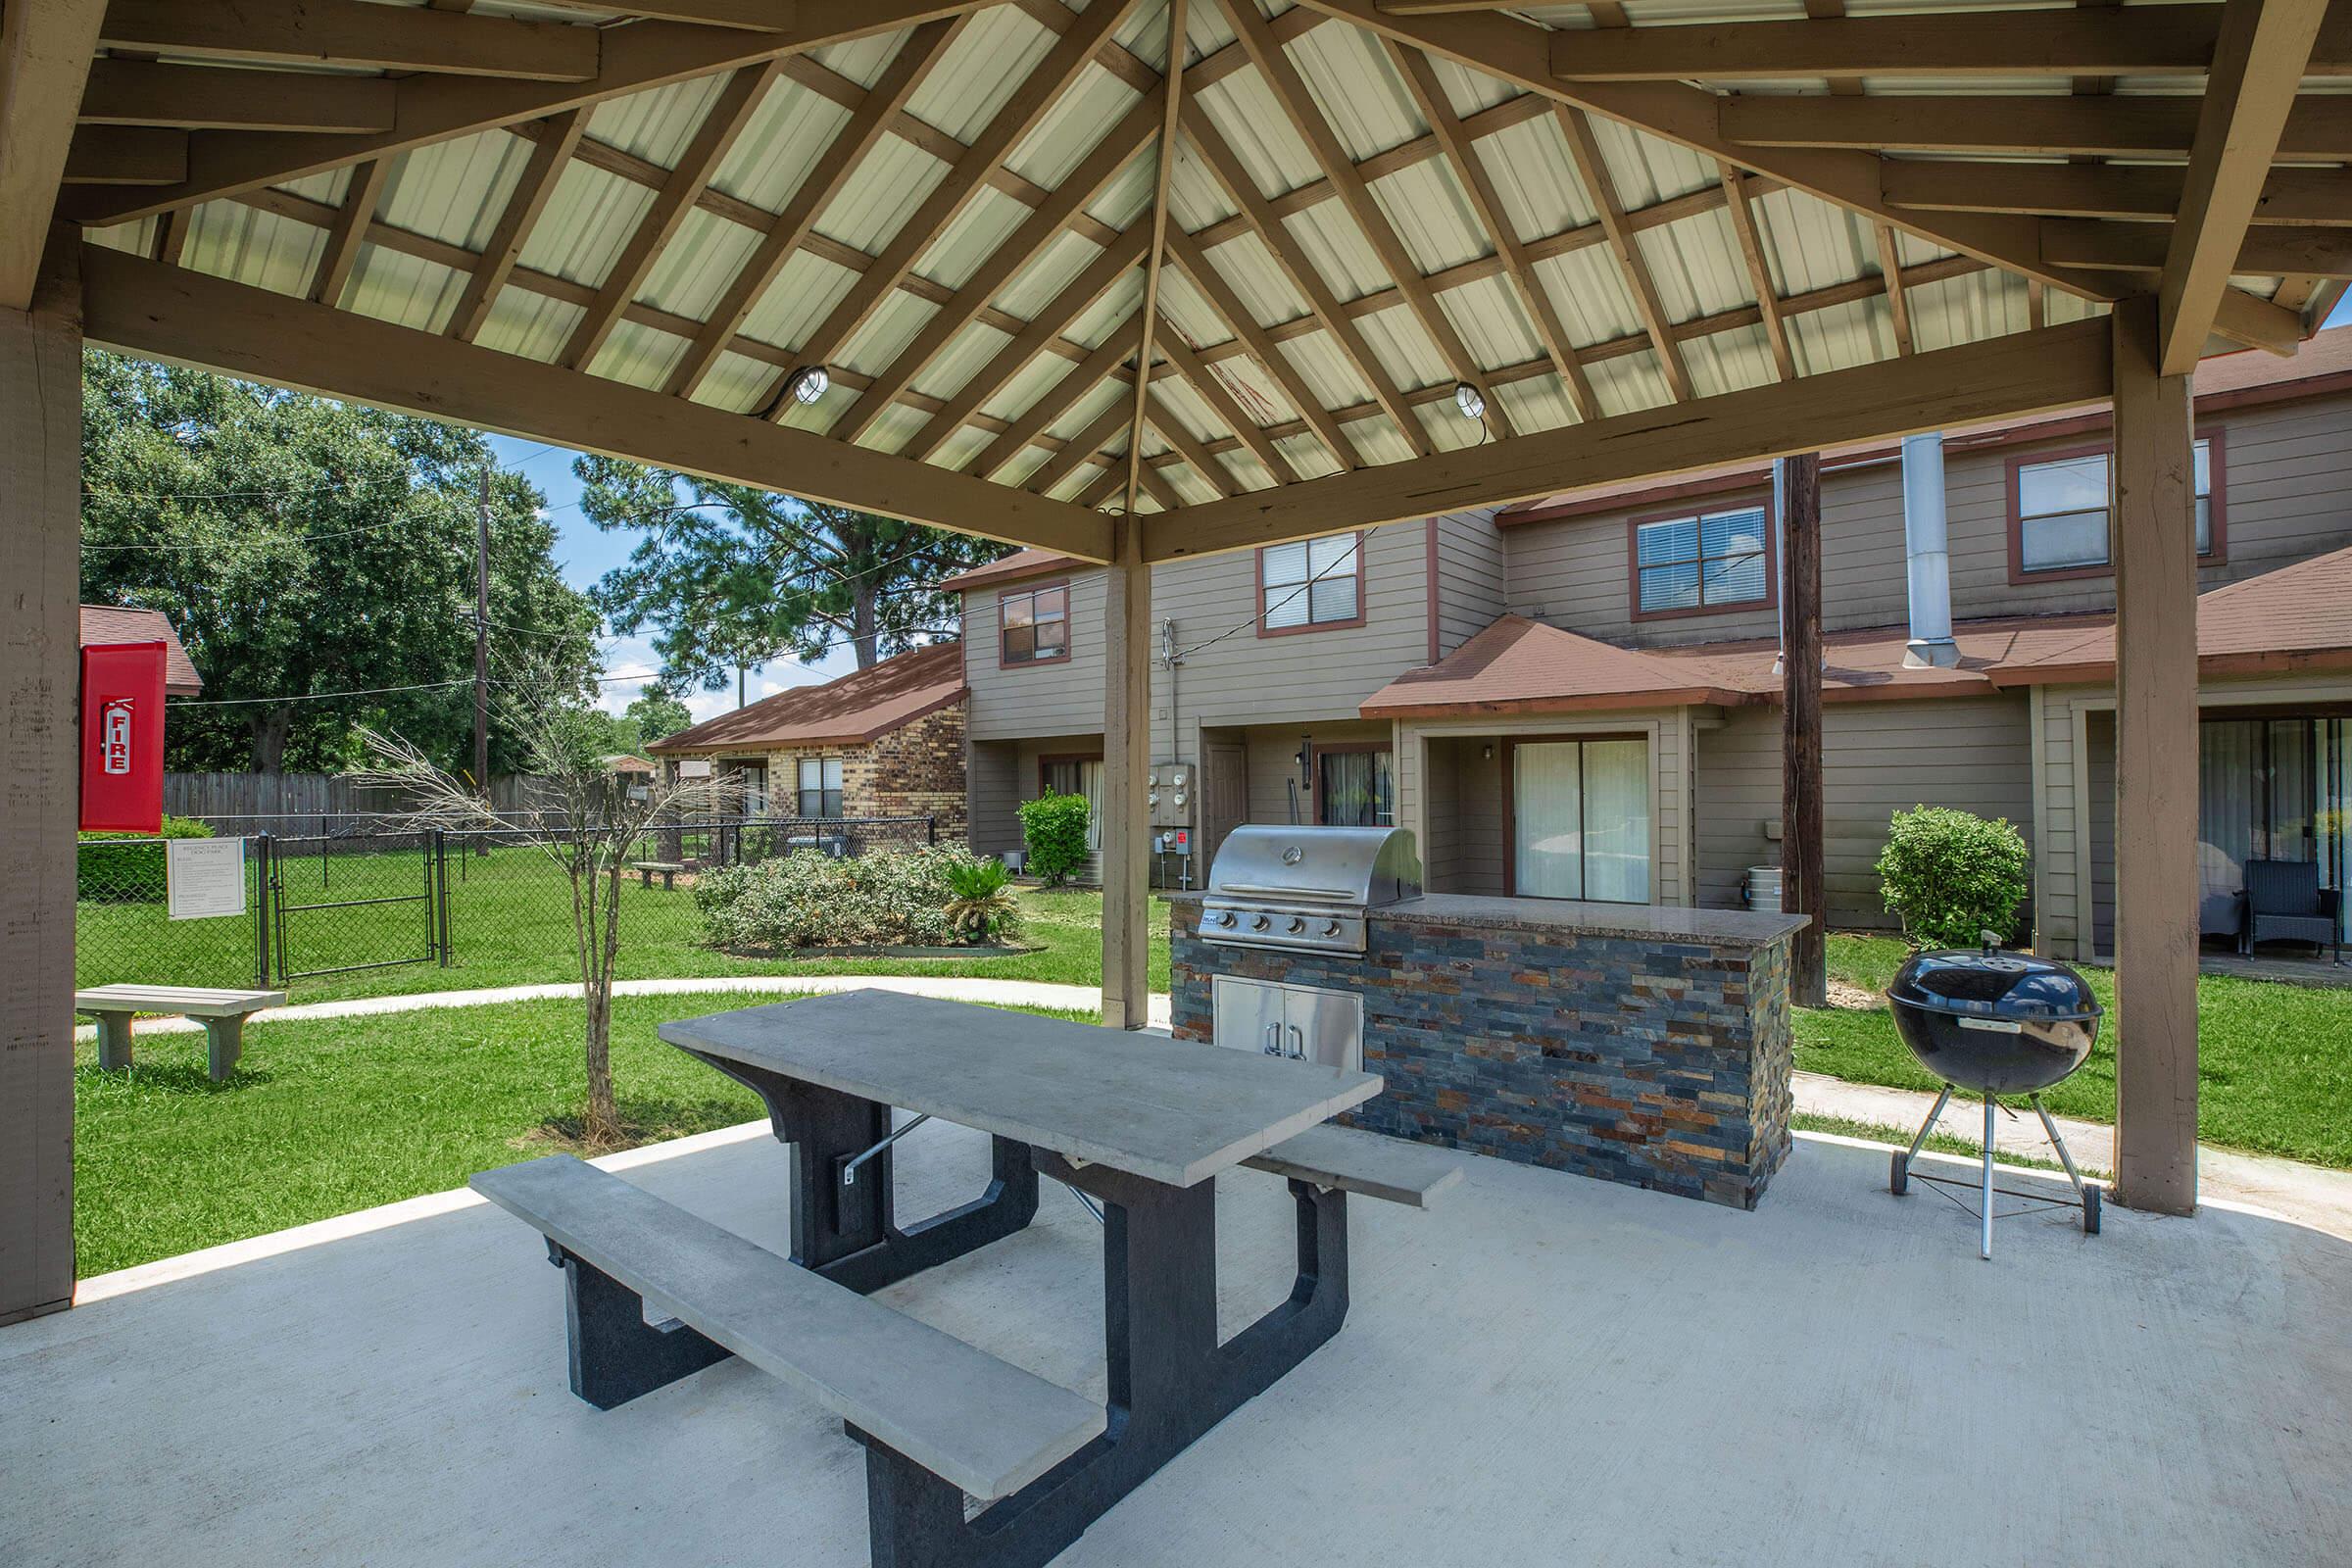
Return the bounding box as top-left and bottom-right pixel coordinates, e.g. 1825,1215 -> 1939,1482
1162,888 -> 1803,949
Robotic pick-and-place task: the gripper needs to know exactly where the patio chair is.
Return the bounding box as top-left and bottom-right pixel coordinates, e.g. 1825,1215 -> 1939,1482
2239,859 -> 2343,963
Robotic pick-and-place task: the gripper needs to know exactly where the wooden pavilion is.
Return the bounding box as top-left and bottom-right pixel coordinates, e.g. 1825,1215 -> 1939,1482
8,0 -> 2340,1322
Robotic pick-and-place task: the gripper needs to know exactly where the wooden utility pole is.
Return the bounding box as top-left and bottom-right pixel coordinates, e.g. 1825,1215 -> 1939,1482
2109,297 -> 2200,1215
1,236 -> 82,1325
1780,452 -> 1827,1007
472,466 -> 491,793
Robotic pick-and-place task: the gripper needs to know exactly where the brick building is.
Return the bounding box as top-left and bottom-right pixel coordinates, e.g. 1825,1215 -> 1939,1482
646,643 -> 966,841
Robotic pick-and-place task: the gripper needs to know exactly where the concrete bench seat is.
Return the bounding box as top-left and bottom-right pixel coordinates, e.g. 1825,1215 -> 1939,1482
1241,1123 -> 1463,1208
470,1154 -> 1104,1502
631,860 -> 684,890
73,984 -> 285,1081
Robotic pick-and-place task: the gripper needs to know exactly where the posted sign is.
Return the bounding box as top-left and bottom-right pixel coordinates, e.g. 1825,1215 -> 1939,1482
168,837 -> 248,920
79,641 -> 168,834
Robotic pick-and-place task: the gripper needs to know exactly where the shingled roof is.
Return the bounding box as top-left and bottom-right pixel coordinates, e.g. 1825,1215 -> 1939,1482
647,644 -> 964,756
79,605 -> 202,697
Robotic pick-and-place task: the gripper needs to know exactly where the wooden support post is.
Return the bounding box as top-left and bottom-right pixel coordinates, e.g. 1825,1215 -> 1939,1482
2109,297 -> 2200,1215
1780,452 -> 1827,1008
1102,518 -> 1153,1031
0,234 -> 81,1325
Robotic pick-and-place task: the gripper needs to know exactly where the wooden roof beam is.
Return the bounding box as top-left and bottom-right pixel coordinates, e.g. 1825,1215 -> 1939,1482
1163,223 -> 1362,472
1722,166 -> 1794,381
763,0 -> 1145,417
832,88 -> 1163,447
1029,396 -> 1145,500
97,0 -> 602,81
2045,219 -> 2352,278
1387,38 -> 1599,422
1144,316 -> 2115,562
308,157 -> 386,308
1873,224 -> 1914,357
1119,0 -> 1190,523
78,59 -> 396,133
70,1 -> 998,224
1546,5 -> 2352,80
81,242 -> 1111,559
1,0 -> 108,307
562,59 -> 781,371
1181,99 -> 1435,457
967,319 -> 1146,481
665,16 -> 965,401
62,125 -> 182,185
1154,324 -> 1298,486
445,109 -> 582,344
1557,103 -> 1693,401
1298,0 -> 2127,302
1885,159 -> 2352,225
1722,92 -> 2352,160
1149,399 -> 1238,501
2160,0 -> 2332,374
1221,0 -> 1513,434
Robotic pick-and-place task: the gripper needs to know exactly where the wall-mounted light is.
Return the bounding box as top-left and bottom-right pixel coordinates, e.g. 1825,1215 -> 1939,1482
785,365 -> 831,406
1452,381 -> 1487,421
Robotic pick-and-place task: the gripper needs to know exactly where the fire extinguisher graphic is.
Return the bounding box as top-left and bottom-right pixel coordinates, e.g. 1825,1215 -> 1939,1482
102,698 -> 134,775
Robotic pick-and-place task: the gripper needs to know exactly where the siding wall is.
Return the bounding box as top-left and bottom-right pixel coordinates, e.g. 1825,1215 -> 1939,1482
1500,390 -> 2352,648
961,520 -> 1430,744
1692,696 -> 2035,929
1431,509 -> 1507,661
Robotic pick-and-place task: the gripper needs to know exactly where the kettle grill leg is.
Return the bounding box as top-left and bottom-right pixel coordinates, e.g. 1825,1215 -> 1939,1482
2029,1094 -> 2099,1235
1891,1085 -> 1955,1196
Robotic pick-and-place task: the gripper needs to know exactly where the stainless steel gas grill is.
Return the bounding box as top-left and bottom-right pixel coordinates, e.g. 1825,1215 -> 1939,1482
1200,825 -> 1420,956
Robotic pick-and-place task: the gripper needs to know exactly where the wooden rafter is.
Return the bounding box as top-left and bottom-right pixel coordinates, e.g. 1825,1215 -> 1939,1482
80,242 -> 1113,559
1556,103 -> 1692,402
0,0 -> 107,306
760,0 -> 1143,420
1121,0 -> 1191,519
1154,327 -> 1298,486
1162,223 -> 1361,472
1721,167 -> 1794,381
97,0 -> 602,81
967,319 -> 1145,480
831,88 -> 1164,445
1544,5 -> 2352,80
902,227 -> 1149,465
1222,0 -> 1512,436
1149,397 -> 1237,500
1873,224 -> 1914,357
664,17 -> 965,401
562,60 -> 781,371
1884,159 -> 2352,225
71,1 -> 997,225
1301,0 -> 2124,302
1145,316 -> 2115,560
1386,38 -> 1599,423
63,126 -> 183,185
1719,93 -> 2352,160
1031,394 -> 1145,499
78,60 -> 396,134
2046,219 -> 2352,278
309,159 -> 388,309
2159,0 -> 2331,374
446,109 -> 583,344
1181,100 -> 1434,457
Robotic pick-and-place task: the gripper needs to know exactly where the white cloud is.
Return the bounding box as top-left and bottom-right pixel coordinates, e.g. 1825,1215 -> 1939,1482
591,635 -> 859,722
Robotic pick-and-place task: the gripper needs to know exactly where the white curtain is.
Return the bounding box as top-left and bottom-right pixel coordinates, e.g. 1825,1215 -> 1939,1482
2198,721 -> 2258,909
1582,739 -> 1651,904
1513,744 -> 1585,899
1080,760 -> 1104,851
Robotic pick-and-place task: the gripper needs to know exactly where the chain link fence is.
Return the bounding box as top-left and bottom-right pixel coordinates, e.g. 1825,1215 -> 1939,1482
74,812 -> 938,996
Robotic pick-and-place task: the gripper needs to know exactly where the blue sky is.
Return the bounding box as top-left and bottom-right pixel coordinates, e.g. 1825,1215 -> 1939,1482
485,434 -> 857,724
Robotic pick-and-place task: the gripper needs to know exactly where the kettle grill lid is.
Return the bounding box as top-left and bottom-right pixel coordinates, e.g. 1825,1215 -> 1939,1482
1887,948 -> 2102,1023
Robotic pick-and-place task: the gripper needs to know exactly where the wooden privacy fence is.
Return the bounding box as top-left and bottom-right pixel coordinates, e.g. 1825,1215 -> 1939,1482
164,772 -> 556,821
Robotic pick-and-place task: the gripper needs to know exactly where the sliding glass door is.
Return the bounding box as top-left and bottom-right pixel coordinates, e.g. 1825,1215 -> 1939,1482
1509,737 -> 1651,904
2198,714 -> 2352,943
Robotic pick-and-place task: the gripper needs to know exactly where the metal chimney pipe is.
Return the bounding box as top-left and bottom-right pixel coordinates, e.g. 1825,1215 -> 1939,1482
1900,433 -> 1961,669
1771,458 -> 1788,677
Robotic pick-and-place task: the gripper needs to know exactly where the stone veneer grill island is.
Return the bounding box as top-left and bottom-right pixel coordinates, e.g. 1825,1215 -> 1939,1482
1170,895 -> 1804,1209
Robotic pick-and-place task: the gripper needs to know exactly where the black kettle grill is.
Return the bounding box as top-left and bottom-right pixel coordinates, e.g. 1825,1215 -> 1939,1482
1884,934 -> 2104,1258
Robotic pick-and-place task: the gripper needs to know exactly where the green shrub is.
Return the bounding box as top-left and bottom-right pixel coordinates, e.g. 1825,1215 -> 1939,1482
1875,805 -> 2032,950
1017,791 -> 1093,886
76,814 -> 215,903
693,843 -> 1006,952
943,858 -> 1020,943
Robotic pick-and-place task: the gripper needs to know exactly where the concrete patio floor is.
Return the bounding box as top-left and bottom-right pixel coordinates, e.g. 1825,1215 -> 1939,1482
4,1125 -> 2347,1568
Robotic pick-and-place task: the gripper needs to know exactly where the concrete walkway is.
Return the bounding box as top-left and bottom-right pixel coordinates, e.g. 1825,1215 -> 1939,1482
77,976 -> 2348,1240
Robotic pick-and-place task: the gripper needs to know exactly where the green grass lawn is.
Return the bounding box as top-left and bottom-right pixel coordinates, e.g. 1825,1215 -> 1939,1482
1801,933 -> 2352,1170
74,990 -> 1099,1279
76,845 -> 1170,1004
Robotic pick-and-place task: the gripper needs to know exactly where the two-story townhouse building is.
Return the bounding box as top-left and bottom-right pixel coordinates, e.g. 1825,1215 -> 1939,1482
949,331 -> 2352,962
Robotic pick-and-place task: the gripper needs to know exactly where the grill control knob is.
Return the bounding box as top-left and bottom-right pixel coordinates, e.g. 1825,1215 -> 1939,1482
1214,910 -> 1237,927
1287,916 -> 1306,934
1323,919 -> 1342,937
1250,913 -> 1271,932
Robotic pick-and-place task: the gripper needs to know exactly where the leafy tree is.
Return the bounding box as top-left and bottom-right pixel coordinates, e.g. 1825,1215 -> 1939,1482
79,352 -> 598,774
571,459 -> 997,689
622,685 -> 694,745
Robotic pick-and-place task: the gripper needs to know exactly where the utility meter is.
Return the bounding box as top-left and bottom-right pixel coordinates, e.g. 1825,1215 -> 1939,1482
1150,761 -> 1194,829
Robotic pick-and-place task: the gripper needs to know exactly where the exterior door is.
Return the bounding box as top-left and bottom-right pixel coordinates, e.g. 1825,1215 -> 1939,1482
1201,741 -> 1247,868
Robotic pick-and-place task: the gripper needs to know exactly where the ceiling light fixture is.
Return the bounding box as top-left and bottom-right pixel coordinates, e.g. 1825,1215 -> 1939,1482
785,365 -> 831,406
1453,380 -> 1487,421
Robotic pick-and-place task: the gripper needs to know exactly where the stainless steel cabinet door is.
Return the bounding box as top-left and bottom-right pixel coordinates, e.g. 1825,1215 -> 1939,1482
1211,976 -> 1289,1057
1283,987 -> 1363,1072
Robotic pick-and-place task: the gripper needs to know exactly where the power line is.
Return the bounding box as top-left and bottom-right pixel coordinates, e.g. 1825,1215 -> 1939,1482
1167,538 -> 1360,663
167,676 -> 477,709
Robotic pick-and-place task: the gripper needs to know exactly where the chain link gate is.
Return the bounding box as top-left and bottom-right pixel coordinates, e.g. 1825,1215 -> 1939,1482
257,829 -> 453,985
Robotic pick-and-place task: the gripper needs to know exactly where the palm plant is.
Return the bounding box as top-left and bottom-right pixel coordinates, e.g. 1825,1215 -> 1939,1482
943,857 -> 1020,944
